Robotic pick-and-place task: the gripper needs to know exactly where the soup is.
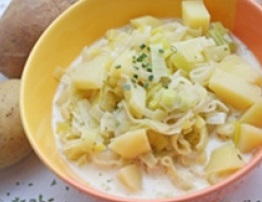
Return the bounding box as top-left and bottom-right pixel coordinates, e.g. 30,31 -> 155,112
52,1 -> 262,199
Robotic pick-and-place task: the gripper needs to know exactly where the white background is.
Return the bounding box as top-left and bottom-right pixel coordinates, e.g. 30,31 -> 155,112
0,0 -> 262,201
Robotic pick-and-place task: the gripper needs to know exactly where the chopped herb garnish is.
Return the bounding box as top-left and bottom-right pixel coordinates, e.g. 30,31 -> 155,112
143,82 -> 149,89
48,198 -> 55,202
124,84 -> 131,91
133,66 -> 139,70
171,46 -> 178,53
137,53 -> 147,62
158,49 -> 164,54
106,179 -> 113,183
142,62 -> 149,68
140,43 -> 146,49
115,64 -> 122,69
148,75 -> 154,82
147,68 -> 152,72
131,78 -> 137,84
133,74 -> 139,79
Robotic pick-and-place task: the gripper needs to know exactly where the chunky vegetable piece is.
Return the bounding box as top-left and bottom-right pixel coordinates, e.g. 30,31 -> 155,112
239,99 -> 262,127
71,55 -> 109,89
117,164 -> 142,192
218,55 -> 262,86
236,123 -> 262,153
109,129 -> 151,159
205,143 -> 245,175
208,69 -> 261,110
182,0 -> 210,34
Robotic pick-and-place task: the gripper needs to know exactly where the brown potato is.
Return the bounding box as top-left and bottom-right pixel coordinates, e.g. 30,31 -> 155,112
0,0 -> 78,78
0,79 -> 32,169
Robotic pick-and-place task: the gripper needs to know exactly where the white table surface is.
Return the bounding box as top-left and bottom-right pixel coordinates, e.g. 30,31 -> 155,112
0,1 -> 262,202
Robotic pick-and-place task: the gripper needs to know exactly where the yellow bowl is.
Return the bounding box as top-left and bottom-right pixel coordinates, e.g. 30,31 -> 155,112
21,0 -> 262,201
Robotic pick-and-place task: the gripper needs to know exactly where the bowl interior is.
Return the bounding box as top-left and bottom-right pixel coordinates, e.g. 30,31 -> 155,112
21,0 -> 262,201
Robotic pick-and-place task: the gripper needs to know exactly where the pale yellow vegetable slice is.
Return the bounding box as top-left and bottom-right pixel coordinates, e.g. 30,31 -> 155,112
109,129 -> 151,159
239,98 -> 262,127
205,143 -> 245,174
172,36 -> 215,63
203,44 -> 230,62
208,69 -> 261,110
218,55 -> 262,86
124,82 -> 146,118
70,55 -> 109,89
131,16 -> 162,28
117,164 -> 142,192
182,0 -> 210,34
236,123 -> 262,153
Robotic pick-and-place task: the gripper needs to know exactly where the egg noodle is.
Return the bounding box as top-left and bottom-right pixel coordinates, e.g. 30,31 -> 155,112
53,15 -> 262,196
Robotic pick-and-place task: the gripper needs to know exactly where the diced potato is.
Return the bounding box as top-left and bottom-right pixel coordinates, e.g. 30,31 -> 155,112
208,69 -> 261,110
182,0 -> 210,34
109,129 -> 151,159
239,99 -> 262,127
236,123 -> 262,153
131,16 -> 162,28
117,164 -> 142,192
172,36 -> 215,63
205,143 -> 245,174
71,55 -> 109,89
218,55 -> 262,86
111,49 -> 135,77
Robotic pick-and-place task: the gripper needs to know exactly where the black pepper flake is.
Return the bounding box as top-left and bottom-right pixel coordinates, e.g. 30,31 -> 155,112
65,186 -> 70,191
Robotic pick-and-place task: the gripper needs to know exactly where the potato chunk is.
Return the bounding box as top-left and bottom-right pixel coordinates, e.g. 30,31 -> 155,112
182,0 -> 210,34
236,123 -> 262,153
218,55 -> 262,86
117,164 -> 142,192
205,143 -> 245,174
208,69 -> 261,110
109,129 -> 151,159
239,98 -> 262,127
71,55 -> 109,89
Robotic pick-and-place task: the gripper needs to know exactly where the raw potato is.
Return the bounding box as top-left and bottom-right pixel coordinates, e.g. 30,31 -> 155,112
0,79 -> 32,169
0,0 -> 78,78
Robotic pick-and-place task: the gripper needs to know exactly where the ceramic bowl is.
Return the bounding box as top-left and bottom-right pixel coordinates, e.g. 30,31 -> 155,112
20,0 -> 262,201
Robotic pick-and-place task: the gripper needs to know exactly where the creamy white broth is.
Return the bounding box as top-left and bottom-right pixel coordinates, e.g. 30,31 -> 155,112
52,18 -> 260,199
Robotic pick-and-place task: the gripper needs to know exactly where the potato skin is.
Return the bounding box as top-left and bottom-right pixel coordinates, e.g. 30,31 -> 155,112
0,79 -> 32,169
0,0 -> 77,78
